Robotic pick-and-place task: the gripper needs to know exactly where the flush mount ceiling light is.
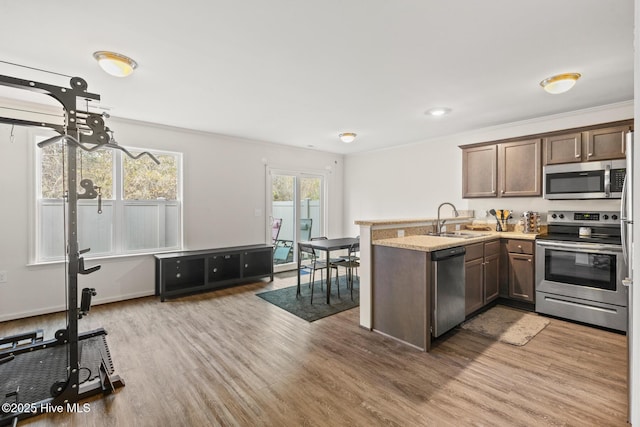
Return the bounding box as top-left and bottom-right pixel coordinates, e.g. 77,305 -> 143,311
540,73 -> 581,94
339,132 -> 357,143
426,107 -> 452,117
93,51 -> 138,77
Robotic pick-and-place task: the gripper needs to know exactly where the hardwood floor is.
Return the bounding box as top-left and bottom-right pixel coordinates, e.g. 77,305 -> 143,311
0,273 -> 628,426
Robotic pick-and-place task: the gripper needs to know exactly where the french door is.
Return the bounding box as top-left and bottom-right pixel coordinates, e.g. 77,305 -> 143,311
268,169 -> 325,271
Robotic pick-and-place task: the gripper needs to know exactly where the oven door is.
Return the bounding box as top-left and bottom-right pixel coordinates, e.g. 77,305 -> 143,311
535,240 -> 627,307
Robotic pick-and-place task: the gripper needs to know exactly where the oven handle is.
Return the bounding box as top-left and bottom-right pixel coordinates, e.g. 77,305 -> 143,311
536,240 -> 622,253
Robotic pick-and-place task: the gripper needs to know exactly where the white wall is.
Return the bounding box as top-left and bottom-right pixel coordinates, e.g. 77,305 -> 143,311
343,101 -> 633,235
0,119 -> 344,321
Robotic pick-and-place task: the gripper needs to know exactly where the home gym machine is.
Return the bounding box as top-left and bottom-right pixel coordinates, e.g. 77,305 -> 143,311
0,69 -> 158,426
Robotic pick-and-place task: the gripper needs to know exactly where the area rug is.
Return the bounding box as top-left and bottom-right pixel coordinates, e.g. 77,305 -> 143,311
256,276 -> 359,322
460,305 -> 550,346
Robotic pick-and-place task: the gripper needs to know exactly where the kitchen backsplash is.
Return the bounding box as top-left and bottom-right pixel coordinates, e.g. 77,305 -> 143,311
467,198 -> 622,227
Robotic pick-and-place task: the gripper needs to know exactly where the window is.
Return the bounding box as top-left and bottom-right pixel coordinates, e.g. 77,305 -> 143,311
36,136 -> 182,262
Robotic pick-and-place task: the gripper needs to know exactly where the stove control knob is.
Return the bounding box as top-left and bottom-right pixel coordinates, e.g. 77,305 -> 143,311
559,214 -> 565,219
603,214 -> 609,220
551,213 -> 557,219
612,214 -> 618,220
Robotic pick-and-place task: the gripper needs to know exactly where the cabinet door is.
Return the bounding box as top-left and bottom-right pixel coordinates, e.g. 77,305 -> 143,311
243,249 -> 273,278
543,132 -> 582,165
508,253 -> 534,302
164,258 -> 205,291
462,145 -> 498,198
585,126 -> 628,161
498,139 -> 542,197
208,253 -> 241,283
465,258 -> 484,316
483,252 -> 500,303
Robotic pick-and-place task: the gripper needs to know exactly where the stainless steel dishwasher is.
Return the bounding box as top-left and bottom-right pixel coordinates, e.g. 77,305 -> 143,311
431,246 -> 466,337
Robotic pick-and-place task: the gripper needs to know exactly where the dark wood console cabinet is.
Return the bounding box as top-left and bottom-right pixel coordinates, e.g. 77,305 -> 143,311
155,244 -> 273,301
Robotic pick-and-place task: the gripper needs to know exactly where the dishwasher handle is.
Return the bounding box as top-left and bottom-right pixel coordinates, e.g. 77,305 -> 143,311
431,246 -> 466,261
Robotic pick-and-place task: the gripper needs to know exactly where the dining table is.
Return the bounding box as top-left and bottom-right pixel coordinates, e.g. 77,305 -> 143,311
297,237 -> 360,304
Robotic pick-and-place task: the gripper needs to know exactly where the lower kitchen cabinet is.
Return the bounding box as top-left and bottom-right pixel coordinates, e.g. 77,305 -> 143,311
465,255 -> 484,315
504,239 -> 535,303
464,240 -> 500,316
155,244 -> 273,301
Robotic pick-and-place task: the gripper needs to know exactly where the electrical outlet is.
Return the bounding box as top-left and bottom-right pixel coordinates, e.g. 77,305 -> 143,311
0,271 -> 7,283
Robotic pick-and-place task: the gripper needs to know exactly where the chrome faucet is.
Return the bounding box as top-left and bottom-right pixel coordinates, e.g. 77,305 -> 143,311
436,202 -> 460,234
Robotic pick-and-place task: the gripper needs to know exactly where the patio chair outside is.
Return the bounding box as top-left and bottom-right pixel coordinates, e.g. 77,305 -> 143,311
273,218 -> 313,264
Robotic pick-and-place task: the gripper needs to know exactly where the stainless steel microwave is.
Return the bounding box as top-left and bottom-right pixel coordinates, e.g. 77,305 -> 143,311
543,160 -> 626,199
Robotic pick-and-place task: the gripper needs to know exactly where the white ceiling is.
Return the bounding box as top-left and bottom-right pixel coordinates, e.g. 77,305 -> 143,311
0,0 -> 634,154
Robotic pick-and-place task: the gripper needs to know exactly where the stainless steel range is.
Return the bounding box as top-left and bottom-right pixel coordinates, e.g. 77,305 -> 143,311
535,210 -> 628,331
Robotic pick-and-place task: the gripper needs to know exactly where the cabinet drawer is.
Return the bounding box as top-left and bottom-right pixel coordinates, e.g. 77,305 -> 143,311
465,243 -> 484,261
505,239 -> 533,254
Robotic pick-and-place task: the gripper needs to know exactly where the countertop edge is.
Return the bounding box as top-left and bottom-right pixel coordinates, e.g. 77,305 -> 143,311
373,231 -> 537,252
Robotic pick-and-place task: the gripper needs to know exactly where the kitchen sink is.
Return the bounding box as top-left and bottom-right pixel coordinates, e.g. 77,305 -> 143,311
427,231 -> 489,239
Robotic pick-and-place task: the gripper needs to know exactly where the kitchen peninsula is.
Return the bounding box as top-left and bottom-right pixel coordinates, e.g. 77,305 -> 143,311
355,217 -> 538,351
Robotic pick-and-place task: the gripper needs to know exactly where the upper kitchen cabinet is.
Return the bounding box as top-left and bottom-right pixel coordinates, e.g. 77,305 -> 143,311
543,132 -> 583,165
462,139 -> 541,198
543,124 -> 632,165
462,145 -> 498,197
498,139 -> 542,197
585,125 -> 629,161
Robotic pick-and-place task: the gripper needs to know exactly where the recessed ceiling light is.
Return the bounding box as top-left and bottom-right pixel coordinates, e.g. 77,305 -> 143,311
426,107 -> 452,117
339,132 -> 357,143
93,51 -> 138,77
540,73 -> 581,94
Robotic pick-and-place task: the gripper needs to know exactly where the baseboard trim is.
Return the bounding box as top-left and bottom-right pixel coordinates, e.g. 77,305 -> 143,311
0,290 -> 155,323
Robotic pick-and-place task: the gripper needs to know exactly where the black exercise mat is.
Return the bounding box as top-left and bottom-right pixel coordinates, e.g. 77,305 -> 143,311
0,335 -> 114,409
256,276 -> 359,322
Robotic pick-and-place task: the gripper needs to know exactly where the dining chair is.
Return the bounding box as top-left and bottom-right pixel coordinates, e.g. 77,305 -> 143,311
298,242 -> 339,304
331,242 -> 360,301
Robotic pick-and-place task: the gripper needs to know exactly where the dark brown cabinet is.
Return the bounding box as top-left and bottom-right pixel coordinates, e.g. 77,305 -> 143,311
462,139 -> 541,198
462,145 -> 498,197
544,125 -> 629,165
155,244 -> 273,301
498,139 -> 542,197
463,121 -> 633,198
503,239 -> 535,303
464,240 -> 500,316
543,132 -> 583,165
585,126 -> 628,161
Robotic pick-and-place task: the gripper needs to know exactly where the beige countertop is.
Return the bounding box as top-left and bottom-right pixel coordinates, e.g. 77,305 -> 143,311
373,230 -> 537,252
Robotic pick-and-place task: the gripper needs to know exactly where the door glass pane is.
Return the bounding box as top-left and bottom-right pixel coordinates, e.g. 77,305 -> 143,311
300,176 -> 322,239
272,174 -> 295,265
